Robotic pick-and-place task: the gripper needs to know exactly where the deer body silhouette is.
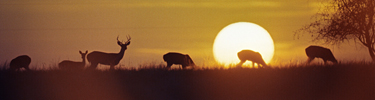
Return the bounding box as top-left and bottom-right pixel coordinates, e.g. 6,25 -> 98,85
87,36 -> 131,70
163,52 -> 195,69
10,55 -> 31,71
237,50 -> 267,68
59,50 -> 88,70
305,45 -> 338,64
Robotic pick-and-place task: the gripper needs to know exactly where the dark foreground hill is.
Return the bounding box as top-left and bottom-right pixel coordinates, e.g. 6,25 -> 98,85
0,64 -> 374,100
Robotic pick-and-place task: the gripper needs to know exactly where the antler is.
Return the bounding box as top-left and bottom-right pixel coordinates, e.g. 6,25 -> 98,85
125,35 -> 131,45
116,35 -> 131,45
117,35 -> 125,45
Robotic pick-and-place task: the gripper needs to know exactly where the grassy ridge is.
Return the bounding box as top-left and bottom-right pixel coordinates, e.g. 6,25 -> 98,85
0,63 -> 375,100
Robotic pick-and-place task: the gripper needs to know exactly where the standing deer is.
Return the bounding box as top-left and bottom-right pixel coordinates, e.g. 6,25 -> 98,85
9,55 -> 31,71
163,52 -> 195,69
237,50 -> 267,68
305,45 -> 338,64
59,50 -> 88,70
87,36 -> 131,70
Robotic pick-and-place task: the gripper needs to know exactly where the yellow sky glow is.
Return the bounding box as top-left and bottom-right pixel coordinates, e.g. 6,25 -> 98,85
0,0 -> 372,68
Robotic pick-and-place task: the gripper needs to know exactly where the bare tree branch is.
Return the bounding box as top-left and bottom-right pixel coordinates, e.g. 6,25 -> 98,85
296,0 -> 375,61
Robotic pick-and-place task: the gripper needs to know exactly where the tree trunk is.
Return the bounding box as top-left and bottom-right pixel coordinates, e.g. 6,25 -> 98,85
367,45 -> 375,62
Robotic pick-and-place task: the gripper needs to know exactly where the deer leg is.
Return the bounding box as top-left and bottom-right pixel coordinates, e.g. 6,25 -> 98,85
166,63 -> 173,69
252,61 -> 255,68
89,63 -> 98,69
237,60 -> 245,68
24,66 -> 30,71
257,63 -> 262,68
323,59 -> 328,65
307,57 -> 314,64
109,65 -> 115,70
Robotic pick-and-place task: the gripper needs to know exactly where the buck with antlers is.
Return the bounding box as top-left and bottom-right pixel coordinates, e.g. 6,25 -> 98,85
87,35 -> 131,70
58,50 -> 88,70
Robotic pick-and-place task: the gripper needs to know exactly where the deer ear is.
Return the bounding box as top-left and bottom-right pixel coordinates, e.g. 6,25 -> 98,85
85,50 -> 88,53
117,41 -> 123,45
125,41 -> 131,45
79,51 -> 83,54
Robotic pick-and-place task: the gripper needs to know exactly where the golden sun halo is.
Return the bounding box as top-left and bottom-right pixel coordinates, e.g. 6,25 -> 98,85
213,22 -> 275,66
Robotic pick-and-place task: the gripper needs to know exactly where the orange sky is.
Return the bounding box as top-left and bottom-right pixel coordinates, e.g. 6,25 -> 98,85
0,0 -> 372,69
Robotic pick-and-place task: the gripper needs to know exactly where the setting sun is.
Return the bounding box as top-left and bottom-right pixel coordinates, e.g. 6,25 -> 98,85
213,22 -> 275,66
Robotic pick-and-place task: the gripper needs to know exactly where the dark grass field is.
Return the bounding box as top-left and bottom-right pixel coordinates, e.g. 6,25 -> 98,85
1,63 -> 375,100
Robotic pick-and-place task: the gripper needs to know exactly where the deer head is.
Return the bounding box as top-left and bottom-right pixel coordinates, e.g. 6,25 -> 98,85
79,50 -> 88,59
117,35 -> 131,49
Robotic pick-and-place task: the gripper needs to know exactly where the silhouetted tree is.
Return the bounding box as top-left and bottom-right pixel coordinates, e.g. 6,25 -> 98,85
296,0 -> 375,61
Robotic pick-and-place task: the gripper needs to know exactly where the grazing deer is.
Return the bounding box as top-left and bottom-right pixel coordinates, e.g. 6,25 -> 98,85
163,52 -> 195,69
305,45 -> 338,64
237,50 -> 267,68
87,36 -> 131,70
9,55 -> 31,71
59,50 -> 88,70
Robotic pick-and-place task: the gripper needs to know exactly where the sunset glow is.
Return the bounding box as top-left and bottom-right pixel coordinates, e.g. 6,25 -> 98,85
0,0 -> 372,69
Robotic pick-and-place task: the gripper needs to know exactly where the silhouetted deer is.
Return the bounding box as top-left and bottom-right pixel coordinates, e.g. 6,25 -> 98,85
163,52 -> 196,69
9,55 -> 31,71
59,50 -> 88,70
237,50 -> 267,68
305,45 -> 338,64
87,36 -> 131,70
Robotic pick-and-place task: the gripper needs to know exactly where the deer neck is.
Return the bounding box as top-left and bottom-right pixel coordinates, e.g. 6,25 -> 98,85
82,57 -> 86,64
117,47 -> 126,59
